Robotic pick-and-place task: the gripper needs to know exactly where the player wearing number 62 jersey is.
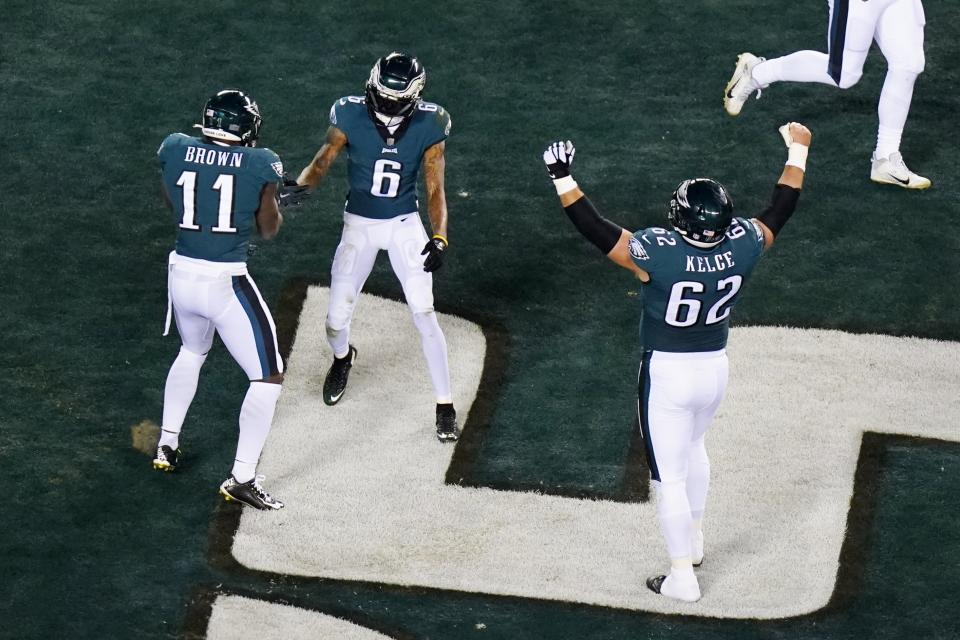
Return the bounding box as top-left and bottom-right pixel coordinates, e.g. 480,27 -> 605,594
154,89 -> 291,511
297,51 -> 459,442
543,122 -> 812,603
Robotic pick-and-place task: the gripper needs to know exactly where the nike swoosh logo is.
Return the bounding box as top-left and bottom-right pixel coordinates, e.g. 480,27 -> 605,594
400,217 -> 408,222
893,175 -> 910,185
329,389 -> 345,403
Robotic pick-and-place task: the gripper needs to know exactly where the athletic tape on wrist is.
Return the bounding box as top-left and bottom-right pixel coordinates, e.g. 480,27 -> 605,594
553,175 -> 578,195
785,143 -> 809,171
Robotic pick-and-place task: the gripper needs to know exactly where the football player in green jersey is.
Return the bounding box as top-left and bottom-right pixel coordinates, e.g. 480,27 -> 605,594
297,52 -> 459,442
156,90 -> 295,510
543,122 -> 812,602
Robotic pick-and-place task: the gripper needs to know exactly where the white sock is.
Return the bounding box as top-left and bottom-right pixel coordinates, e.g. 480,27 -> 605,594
325,319 -> 351,360
412,311 -> 452,404
232,381 -> 282,483
752,51 -> 836,87
875,68 -> 918,159
160,346 -> 207,448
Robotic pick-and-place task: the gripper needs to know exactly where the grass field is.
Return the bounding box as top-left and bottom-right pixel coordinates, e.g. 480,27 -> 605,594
2,1 -> 958,638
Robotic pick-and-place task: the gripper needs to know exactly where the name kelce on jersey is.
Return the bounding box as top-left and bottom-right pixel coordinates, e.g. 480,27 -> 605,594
183,146 -> 245,168
686,251 -> 736,273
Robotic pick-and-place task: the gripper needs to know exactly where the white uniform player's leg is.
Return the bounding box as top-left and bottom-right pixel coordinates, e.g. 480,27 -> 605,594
387,214 -> 452,404
160,277 -> 216,450
326,215 -> 381,359
686,354 -> 728,564
751,0 -> 877,89
872,0 -> 926,175
215,274 -> 284,483
640,353 -> 700,601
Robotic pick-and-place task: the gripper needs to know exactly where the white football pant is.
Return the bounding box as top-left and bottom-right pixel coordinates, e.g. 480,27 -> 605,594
326,212 -> 452,403
161,253 -> 283,482
751,0 -> 925,159
166,254 -> 282,379
638,350 -> 728,561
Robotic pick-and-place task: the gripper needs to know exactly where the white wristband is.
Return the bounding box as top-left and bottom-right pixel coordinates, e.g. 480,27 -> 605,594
785,143 -> 808,171
553,175 -> 578,195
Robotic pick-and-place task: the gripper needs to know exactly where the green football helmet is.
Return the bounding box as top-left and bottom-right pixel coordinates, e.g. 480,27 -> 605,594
365,52 -> 426,120
668,178 -> 734,247
196,89 -> 262,146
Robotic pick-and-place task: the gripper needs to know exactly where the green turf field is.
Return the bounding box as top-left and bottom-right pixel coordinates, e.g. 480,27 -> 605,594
2,0 -> 958,638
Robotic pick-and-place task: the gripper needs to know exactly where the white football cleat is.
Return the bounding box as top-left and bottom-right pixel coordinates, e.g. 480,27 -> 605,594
646,571 -> 702,603
724,52 -> 766,116
870,152 -> 931,189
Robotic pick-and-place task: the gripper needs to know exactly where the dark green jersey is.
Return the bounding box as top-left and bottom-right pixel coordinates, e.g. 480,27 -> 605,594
629,217 -> 765,352
157,133 -> 283,263
330,96 -> 450,220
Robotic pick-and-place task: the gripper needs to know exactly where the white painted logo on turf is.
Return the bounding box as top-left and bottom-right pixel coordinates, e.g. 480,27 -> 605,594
207,596 -> 391,640
230,287 -> 960,620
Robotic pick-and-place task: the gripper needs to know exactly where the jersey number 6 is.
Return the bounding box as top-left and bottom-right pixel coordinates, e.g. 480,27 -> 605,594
371,159 -> 402,198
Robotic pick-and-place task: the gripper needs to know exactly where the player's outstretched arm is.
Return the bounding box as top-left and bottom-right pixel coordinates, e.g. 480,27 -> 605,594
754,122 -> 812,249
544,140 -> 649,281
256,182 -> 283,240
297,126 -> 348,189
421,142 -> 449,272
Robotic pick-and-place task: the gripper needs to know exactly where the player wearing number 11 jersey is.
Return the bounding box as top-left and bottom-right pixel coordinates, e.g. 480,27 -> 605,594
155,89 -> 289,510
543,122 -> 812,603
297,52 -> 459,442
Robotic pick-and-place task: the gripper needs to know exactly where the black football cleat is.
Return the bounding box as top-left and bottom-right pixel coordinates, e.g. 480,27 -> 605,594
646,573 -> 701,602
152,445 -> 180,472
219,475 -> 284,510
436,403 -> 460,442
323,345 -> 357,406
646,575 -> 668,594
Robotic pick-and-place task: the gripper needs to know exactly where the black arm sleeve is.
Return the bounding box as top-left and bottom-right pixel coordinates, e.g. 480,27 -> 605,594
563,196 -> 623,254
757,184 -> 801,237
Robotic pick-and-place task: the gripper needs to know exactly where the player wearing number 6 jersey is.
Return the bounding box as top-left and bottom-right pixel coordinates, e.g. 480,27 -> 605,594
155,89 -> 292,510
297,52 -> 459,442
543,122 -> 812,603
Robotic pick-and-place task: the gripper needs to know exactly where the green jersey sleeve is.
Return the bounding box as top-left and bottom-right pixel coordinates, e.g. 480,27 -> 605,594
254,147 -> 284,185
157,132 -> 190,165
729,217 -> 765,262
629,228 -> 671,275
330,96 -> 365,138
420,102 -> 451,148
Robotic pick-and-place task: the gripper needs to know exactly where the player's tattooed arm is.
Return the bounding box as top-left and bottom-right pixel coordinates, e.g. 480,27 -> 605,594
256,182 -> 283,240
420,142 -> 449,272
297,126 -> 348,189
754,122 -> 811,249
423,142 -> 448,240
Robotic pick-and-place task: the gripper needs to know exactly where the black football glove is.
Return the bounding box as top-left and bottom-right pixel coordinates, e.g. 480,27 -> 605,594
543,140 -> 576,180
277,174 -> 311,209
421,236 -> 448,272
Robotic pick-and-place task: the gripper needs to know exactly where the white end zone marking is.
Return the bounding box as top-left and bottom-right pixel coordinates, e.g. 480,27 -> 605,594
230,287 -> 960,619
207,595 -> 391,639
